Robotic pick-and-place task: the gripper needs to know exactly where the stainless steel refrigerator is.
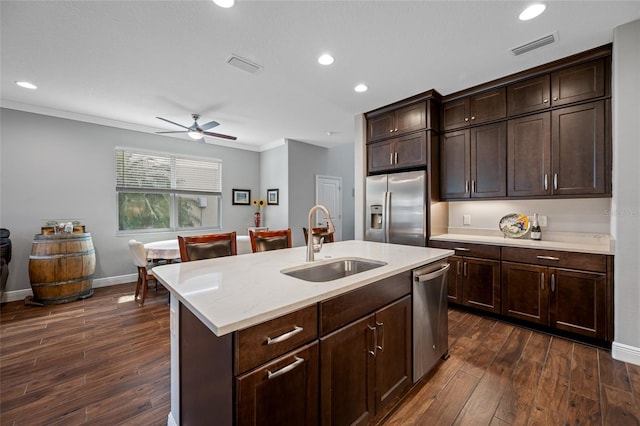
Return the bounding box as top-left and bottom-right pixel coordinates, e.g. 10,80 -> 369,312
365,170 -> 428,247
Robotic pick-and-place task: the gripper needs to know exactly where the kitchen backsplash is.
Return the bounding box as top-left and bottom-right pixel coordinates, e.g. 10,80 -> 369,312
447,198 -> 612,235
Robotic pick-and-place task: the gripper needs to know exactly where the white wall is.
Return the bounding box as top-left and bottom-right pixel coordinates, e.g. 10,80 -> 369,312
448,198 -> 611,234
612,19 -> 640,361
0,108 -> 260,295
327,143 -> 356,241
260,142 -> 288,231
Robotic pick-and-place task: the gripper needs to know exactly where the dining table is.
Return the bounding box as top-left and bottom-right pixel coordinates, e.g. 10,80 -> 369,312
144,235 -> 252,261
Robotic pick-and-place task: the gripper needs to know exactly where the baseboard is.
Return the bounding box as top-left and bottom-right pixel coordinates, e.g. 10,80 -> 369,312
1,274 -> 137,303
612,341 -> 640,366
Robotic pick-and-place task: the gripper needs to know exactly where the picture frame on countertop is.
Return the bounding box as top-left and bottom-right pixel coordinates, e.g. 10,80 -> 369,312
232,189 -> 251,205
267,188 -> 279,205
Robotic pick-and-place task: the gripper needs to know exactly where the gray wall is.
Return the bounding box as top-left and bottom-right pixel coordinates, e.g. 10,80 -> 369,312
0,108 -> 260,294
612,20 -> 640,354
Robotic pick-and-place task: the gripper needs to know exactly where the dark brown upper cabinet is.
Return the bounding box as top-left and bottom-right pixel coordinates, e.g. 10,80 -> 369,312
507,74 -> 551,116
507,112 -> 551,197
551,58 -> 606,107
441,122 -> 506,200
442,88 -> 506,131
368,131 -> 429,174
367,102 -> 426,142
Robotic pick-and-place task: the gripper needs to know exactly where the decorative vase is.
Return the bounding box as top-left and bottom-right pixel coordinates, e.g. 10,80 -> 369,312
254,212 -> 261,227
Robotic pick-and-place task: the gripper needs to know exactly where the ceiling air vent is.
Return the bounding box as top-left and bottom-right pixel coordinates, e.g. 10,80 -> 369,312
226,54 -> 263,74
511,31 -> 559,56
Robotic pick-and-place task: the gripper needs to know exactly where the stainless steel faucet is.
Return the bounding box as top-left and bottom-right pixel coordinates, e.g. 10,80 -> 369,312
306,204 -> 336,262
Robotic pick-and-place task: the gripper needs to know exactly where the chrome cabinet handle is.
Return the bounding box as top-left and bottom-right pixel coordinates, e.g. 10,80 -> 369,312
415,263 -> 450,282
394,128 -> 398,132
368,325 -> 377,357
463,262 -> 468,277
553,96 -> 558,101
267,356 -> 304,380
541,273 -> 545,290
376,321 -> 384,352
456,261 -> 462,275
551,274 -> 556,292
553,173 -> 558,190
543,99 -> 548,103
536,255 -> 560,261
544,174 -> 548,191
389,129 -> 393,133
454,247 -> 470,252
471,180 -> 476,193
465,117 -> 469,122
394,152 -> 398,164
465,180 -> 469,193
471,116 -> 476,120
389,153 -> 393,165
266,325 -> 303,345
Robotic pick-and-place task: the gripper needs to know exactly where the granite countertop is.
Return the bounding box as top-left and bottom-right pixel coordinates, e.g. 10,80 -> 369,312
431,230 -> 614,255
152,240 -> 453,336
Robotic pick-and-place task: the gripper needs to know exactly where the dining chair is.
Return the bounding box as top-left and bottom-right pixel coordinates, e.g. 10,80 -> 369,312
249,229 -> 292,253
128,239 -> 159,307
302,227 -> 335,245
178,232 -> 237,262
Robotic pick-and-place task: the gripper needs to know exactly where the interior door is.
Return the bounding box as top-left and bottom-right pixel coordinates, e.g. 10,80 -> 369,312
316,175 -> 342,241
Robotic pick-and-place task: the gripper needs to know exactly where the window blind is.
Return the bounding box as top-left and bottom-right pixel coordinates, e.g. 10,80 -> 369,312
116,148 -> 222,193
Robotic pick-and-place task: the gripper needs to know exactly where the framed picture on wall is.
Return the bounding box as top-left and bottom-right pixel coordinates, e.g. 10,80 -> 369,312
232,189 -> 251,205
267,189 -> 279,205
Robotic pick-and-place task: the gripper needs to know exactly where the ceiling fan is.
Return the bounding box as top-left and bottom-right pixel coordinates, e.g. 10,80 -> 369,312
156,113 -> 237,141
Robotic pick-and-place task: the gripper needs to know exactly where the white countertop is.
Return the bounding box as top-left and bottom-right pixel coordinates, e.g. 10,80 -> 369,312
431,231 -> 614,255
152,240 -> 453,336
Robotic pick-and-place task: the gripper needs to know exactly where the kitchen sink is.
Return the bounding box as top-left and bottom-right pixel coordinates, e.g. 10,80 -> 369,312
281,257 -> 387,282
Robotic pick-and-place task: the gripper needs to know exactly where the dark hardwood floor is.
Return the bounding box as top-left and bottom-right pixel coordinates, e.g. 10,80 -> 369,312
1,283 -> 639,425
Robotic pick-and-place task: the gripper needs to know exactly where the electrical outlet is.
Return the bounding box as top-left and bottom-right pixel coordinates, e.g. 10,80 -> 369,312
463,215 -> 471,225
539,215 -> 548,227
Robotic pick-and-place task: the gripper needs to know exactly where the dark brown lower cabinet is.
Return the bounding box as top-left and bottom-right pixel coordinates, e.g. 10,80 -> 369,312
443,255 -> 463,304
236,342 -> 319,426
502,258 -> 609,340
320,296 -> 411,426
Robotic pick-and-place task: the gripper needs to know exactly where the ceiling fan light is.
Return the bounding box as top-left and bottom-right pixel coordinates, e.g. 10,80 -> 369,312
213,0 -> 234,8
188,130 -> 204,140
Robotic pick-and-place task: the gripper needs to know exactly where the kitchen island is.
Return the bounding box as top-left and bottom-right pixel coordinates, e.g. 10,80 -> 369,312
152,240 -> 453,426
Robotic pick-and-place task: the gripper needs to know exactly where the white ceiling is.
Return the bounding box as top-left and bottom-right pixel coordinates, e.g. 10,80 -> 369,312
2,1 -> 639,152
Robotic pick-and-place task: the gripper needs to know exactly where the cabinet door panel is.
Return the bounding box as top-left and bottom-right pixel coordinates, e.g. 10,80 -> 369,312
550,268 -> 607,339
507,112 -> 551,197
507,74 -> 550,116
321,315 -> 375,426
236,343 -> 319,426
444,255 -> 463,304
368,141 -> 394,174
374,296 -> 411,413
502,262 -> 548,325
395,103 -> 426,134
471,122 -> 506,198
442,98 -> 470,131
470,87 -> 506,124
395,132 -> 427,169
441,130 -> 470,199
368,113 -> 394,142
462,258 -> 501,314
551,59 -> 605,106
551,101 -> 606,196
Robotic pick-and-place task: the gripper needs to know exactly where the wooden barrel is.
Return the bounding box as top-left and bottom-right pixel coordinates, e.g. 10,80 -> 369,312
28,233 -> 95,305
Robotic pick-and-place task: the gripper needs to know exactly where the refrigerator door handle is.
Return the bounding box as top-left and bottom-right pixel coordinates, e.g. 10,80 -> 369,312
384,191 -> 391,243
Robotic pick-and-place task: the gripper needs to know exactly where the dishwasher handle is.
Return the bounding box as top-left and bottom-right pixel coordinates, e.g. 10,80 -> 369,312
414,263 -> 450,282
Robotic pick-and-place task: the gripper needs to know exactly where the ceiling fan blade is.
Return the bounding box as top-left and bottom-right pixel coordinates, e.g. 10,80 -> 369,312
199,120 -> 220,131
156,117 -> 190,130
156,131 -> 188,134
203,131 -> 237,141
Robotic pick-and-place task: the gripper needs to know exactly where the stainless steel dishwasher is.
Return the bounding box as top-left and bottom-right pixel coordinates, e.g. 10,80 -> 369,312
412,261 -> 450,382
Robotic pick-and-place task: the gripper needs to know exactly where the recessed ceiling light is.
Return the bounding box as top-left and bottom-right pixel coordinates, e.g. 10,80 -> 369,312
354,84 -> 368,93
213,0 -> 234,8
519,3 -> 546,21
16,81 -> 37,90
318,54 -> 334,66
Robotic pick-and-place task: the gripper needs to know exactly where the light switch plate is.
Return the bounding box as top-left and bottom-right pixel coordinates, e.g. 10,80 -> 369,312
463,215 -> 471,225
539,215 -> 548,227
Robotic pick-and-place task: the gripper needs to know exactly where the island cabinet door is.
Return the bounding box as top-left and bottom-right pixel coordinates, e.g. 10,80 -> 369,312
374,296 -> 412,415
320,314 -> 376,426
236,342 -> 319,426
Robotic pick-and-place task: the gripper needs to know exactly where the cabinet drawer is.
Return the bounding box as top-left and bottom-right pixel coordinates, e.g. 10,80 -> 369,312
501,247 -> 607,273
320,271 -> 411,336
235,304 -> 318,374
429,240 -> 500,260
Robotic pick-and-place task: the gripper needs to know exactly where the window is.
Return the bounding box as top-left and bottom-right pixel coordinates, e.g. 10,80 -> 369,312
116,148 -> 222,232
